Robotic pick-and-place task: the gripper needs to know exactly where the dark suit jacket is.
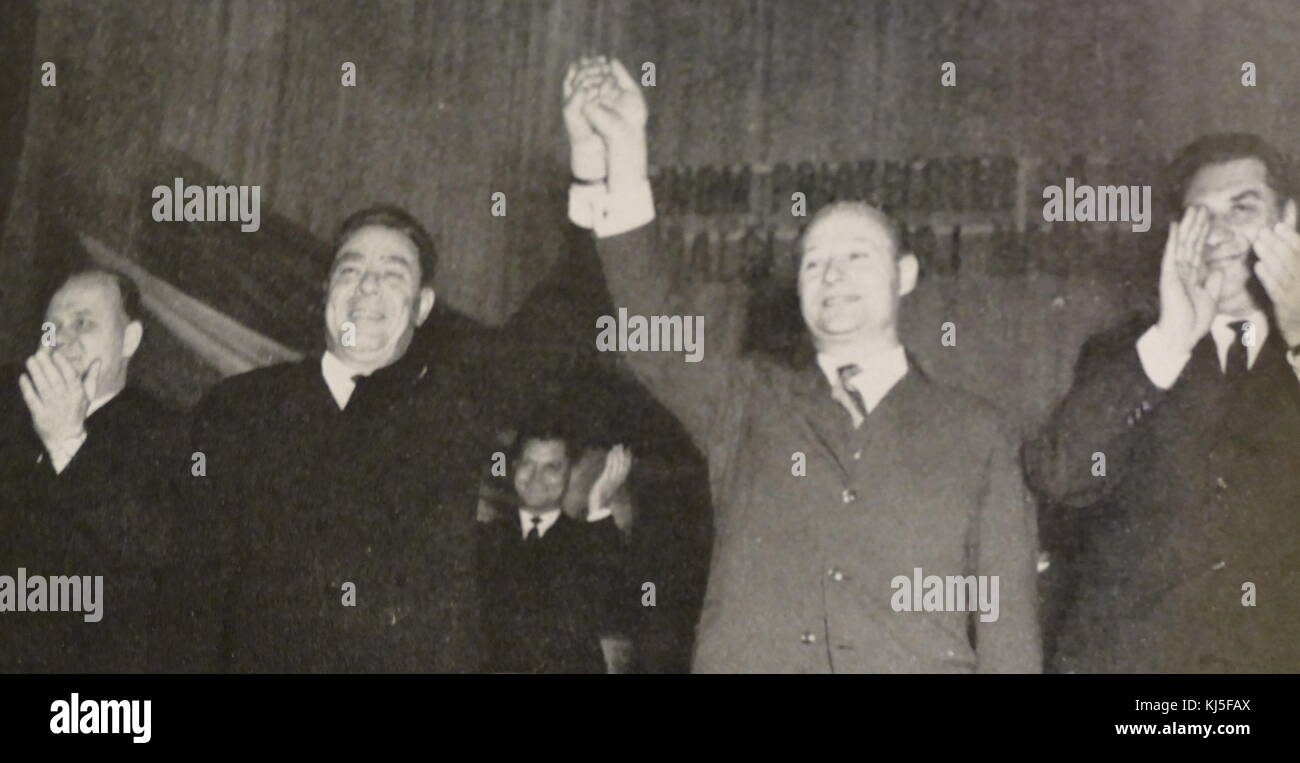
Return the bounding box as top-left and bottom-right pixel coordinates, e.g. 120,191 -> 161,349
190,345 -> 486,673
0,370 -> 185,672
1026,313 -> 1300,672
590,223 -> 1041,673
478,513 -> 624,673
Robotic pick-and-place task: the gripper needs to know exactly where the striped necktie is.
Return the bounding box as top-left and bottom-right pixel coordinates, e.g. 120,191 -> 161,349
837,363 -> 868,421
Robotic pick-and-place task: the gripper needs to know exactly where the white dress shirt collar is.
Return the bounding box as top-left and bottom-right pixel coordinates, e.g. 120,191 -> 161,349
320,351 -> 366,410
815,344 -> 910,423
1210,311 -> 1268,371
519,508 -> 562,539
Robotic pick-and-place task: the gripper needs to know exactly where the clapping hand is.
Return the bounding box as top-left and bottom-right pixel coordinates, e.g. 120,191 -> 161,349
1154,205 -> 1223,354
1252,200 -> 1300,349
19,348 -> 100,454
587,444 -> 633,519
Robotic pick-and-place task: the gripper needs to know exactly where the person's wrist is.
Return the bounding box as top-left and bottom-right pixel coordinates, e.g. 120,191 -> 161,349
39,425 -> 84,455
55,427 -> 86,447
607,141 -> 648,194
571,140 -> 607,183
1152,320 -> 1197,356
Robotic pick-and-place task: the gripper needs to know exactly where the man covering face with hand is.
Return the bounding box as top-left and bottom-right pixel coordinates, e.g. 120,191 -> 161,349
1,268 -> 184,673
1028,133 -> 1300,673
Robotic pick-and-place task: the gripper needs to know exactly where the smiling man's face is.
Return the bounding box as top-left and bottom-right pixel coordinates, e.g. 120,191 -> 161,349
324,224 -> 435,373
1183,157 -> 1281,317
797,205 -> 918,352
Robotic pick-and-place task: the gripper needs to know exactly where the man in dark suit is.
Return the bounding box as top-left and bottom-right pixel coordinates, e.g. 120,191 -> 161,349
561,58 -> 1040,673
1027,133 -> 1300,673
191,206 -> 485,672
478,418 -> 630,673
0,268 -> 183,672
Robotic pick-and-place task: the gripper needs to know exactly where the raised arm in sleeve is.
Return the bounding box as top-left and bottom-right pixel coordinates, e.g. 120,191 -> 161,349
573,180 -> 749,451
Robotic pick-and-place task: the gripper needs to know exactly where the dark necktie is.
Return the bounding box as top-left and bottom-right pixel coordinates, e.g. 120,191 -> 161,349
1224,321 -> 1249,381
525,515 -> 542,542
837,364 -> 868,422
344,373 -> 366,407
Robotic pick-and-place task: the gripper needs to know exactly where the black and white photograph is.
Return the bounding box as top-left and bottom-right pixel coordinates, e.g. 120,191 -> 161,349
0,0 -> 1296,746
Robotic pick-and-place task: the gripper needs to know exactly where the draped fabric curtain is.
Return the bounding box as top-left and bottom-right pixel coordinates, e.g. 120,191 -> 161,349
80,233 -> 303,376
4,0 -> 1298,423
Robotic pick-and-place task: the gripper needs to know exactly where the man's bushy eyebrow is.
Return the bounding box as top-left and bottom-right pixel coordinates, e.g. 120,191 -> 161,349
331,252 -> 415,271
381,255 -> 415,270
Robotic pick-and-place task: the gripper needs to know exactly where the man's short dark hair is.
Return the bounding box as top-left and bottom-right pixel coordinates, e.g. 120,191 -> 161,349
332,205 -> 438,287
510,410 -> 581,464
46,267 -> 144,325
1167,133 -> 1294,213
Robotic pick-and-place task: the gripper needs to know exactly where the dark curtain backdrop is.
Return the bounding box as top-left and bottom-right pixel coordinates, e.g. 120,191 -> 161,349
3,0 -> 1299,426
0,1 -> 37,252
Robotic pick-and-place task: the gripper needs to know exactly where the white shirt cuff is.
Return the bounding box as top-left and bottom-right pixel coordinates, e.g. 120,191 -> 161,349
568,180 -> 655,238
1135,325 -> 1192,390
568,182 -> 601,230
46,432 -> 87,475
1288,349 -> 1300,384
586,506 -> 613,522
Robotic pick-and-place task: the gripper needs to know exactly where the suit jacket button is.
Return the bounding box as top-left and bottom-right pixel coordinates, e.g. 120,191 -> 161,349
800,632 -> 818,644
852,450 -> 862,460
827,568 -> 845,581
841,489 -> 858,504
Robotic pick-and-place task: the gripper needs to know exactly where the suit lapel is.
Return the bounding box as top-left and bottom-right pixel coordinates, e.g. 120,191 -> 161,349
543,513 -> 577,548
789,362 -> 854,475
787,353 -> 927,474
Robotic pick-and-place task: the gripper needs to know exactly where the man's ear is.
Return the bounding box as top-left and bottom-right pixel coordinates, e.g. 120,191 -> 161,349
122,320 -> 144,359
416,286 -> 436,326
897,252 -> 919,297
